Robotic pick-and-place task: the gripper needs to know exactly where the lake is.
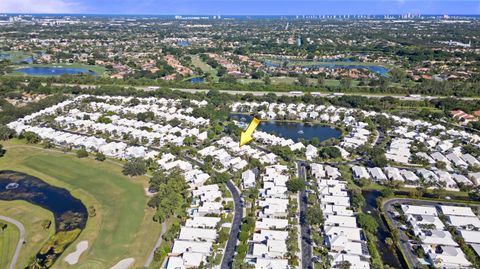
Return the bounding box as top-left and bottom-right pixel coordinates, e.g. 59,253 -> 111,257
16,67 -> 96,76
0,53 -> 11,59
0,170 -> 88,268
189,77 -> 205,84
0,170 -> 87,231
230,113 -> 342,142
264,60 -> 390,76
177,41 -> 191,46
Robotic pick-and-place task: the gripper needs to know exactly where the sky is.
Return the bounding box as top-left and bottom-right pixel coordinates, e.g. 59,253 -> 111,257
0,0 -> 479,15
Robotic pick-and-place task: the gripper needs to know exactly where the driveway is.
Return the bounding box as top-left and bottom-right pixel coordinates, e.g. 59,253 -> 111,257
221,180 -> 243,269
0,215 -> 26,269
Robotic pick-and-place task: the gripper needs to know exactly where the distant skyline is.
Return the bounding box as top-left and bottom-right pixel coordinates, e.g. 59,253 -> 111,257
1,0 -> 479,15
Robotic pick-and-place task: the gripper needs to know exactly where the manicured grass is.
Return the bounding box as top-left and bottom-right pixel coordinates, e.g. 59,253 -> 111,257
0,218 -> 20,269
0,140 -> 161,268
191,54 -> 218,81
0,51 -> 35,63
9,63 -> 107,76
0,200 -> 54,269
261,57 -> 393,68
239,76 -> 360,87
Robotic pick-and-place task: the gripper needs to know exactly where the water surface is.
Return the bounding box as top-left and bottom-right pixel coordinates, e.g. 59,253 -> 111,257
0,170 -> 87,230
230,113 -> 341,142
16,67 -> 96,76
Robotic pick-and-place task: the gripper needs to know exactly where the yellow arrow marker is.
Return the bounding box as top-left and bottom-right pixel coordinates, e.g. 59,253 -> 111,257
240,117 -> 260,147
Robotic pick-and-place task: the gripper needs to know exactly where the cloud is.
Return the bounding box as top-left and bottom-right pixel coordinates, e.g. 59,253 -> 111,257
0,0 -> 85,13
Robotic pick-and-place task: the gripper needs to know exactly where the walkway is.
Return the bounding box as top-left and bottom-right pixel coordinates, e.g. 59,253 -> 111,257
144,221 -> 167,267
0,215 -> 26,269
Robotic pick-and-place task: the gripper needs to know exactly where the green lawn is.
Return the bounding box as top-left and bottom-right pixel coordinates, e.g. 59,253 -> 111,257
0,51 -> 35,63
239,76 -> 360,87
9,63 -> 107,76
0,218 -> 20,269
0,140 -> 161,268
261,57 -> 393,68
0,200 -> 54,269
190,54 -> 218,81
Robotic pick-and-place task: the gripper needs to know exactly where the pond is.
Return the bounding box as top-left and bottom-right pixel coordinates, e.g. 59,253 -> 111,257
177,41 -> 191,46
0,170 -> 88,267
0,53 -> 11,59
230,113 -> 342,142
188,77 -> 205,84
16,67 -> 96,76
264,60 -> 390,76
363,190 -> 405,269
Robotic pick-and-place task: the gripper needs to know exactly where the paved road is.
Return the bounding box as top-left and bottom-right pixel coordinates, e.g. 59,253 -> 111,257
46,83 -> 480,101
221,180 -> 243,269
297,162 -> 313,269
144,221 -> 167,267
0,215 -> 26,269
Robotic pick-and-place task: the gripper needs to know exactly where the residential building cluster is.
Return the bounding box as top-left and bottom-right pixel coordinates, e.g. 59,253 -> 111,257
165,183 -> 231,269
398,204 -> 480,268
311,163 -> 371,269
246,164 -> 292,268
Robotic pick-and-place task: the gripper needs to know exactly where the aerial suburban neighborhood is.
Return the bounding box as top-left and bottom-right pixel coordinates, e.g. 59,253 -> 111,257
0,1 -> 480,269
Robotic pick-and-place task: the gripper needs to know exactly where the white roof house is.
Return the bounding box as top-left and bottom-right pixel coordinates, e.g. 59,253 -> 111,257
178,227 -> 217,242
401,205 -> 438,216
439,205 -> 476,217
185,216 -> 221,229
384,167 -> 404,182
324,215 -> 357,228
468,172 -> 480,186
419,230 -> 458,246
305,144 -> 318,161
324,226 -> 362,241
426,246 -> 471,268
254,258 -> 289,269
330,253 -> 370,269
242,169 -> 256,189
255,218 -> 289,230
197,202 -> 223,215
165,256 -> 186,269
399,169 -> 419,182
367,167 -> 387,181
407,214 -> 445,230
311,163 -> 325,179
446,153 -> 468,169
252,229 -> 289,242
446,216 -> 480,229
459,230 -> 480,244
252,240 -> 287,259
352,166 -> 370,180
171,240 -> 212,255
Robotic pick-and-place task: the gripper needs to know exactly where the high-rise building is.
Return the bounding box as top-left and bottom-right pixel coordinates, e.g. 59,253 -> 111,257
296,36 -> 302,47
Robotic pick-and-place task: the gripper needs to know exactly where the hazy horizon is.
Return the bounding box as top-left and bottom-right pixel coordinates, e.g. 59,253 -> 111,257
1,0 -> 479,16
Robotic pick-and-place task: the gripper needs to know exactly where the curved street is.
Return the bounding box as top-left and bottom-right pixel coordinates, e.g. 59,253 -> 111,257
0,215 -> 26,269
382,197 -> 480,269
221,180 -> 243,269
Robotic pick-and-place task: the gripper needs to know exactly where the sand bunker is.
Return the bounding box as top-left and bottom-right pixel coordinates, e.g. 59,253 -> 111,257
64,240 -> 88,265
110,258 -> 135,269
